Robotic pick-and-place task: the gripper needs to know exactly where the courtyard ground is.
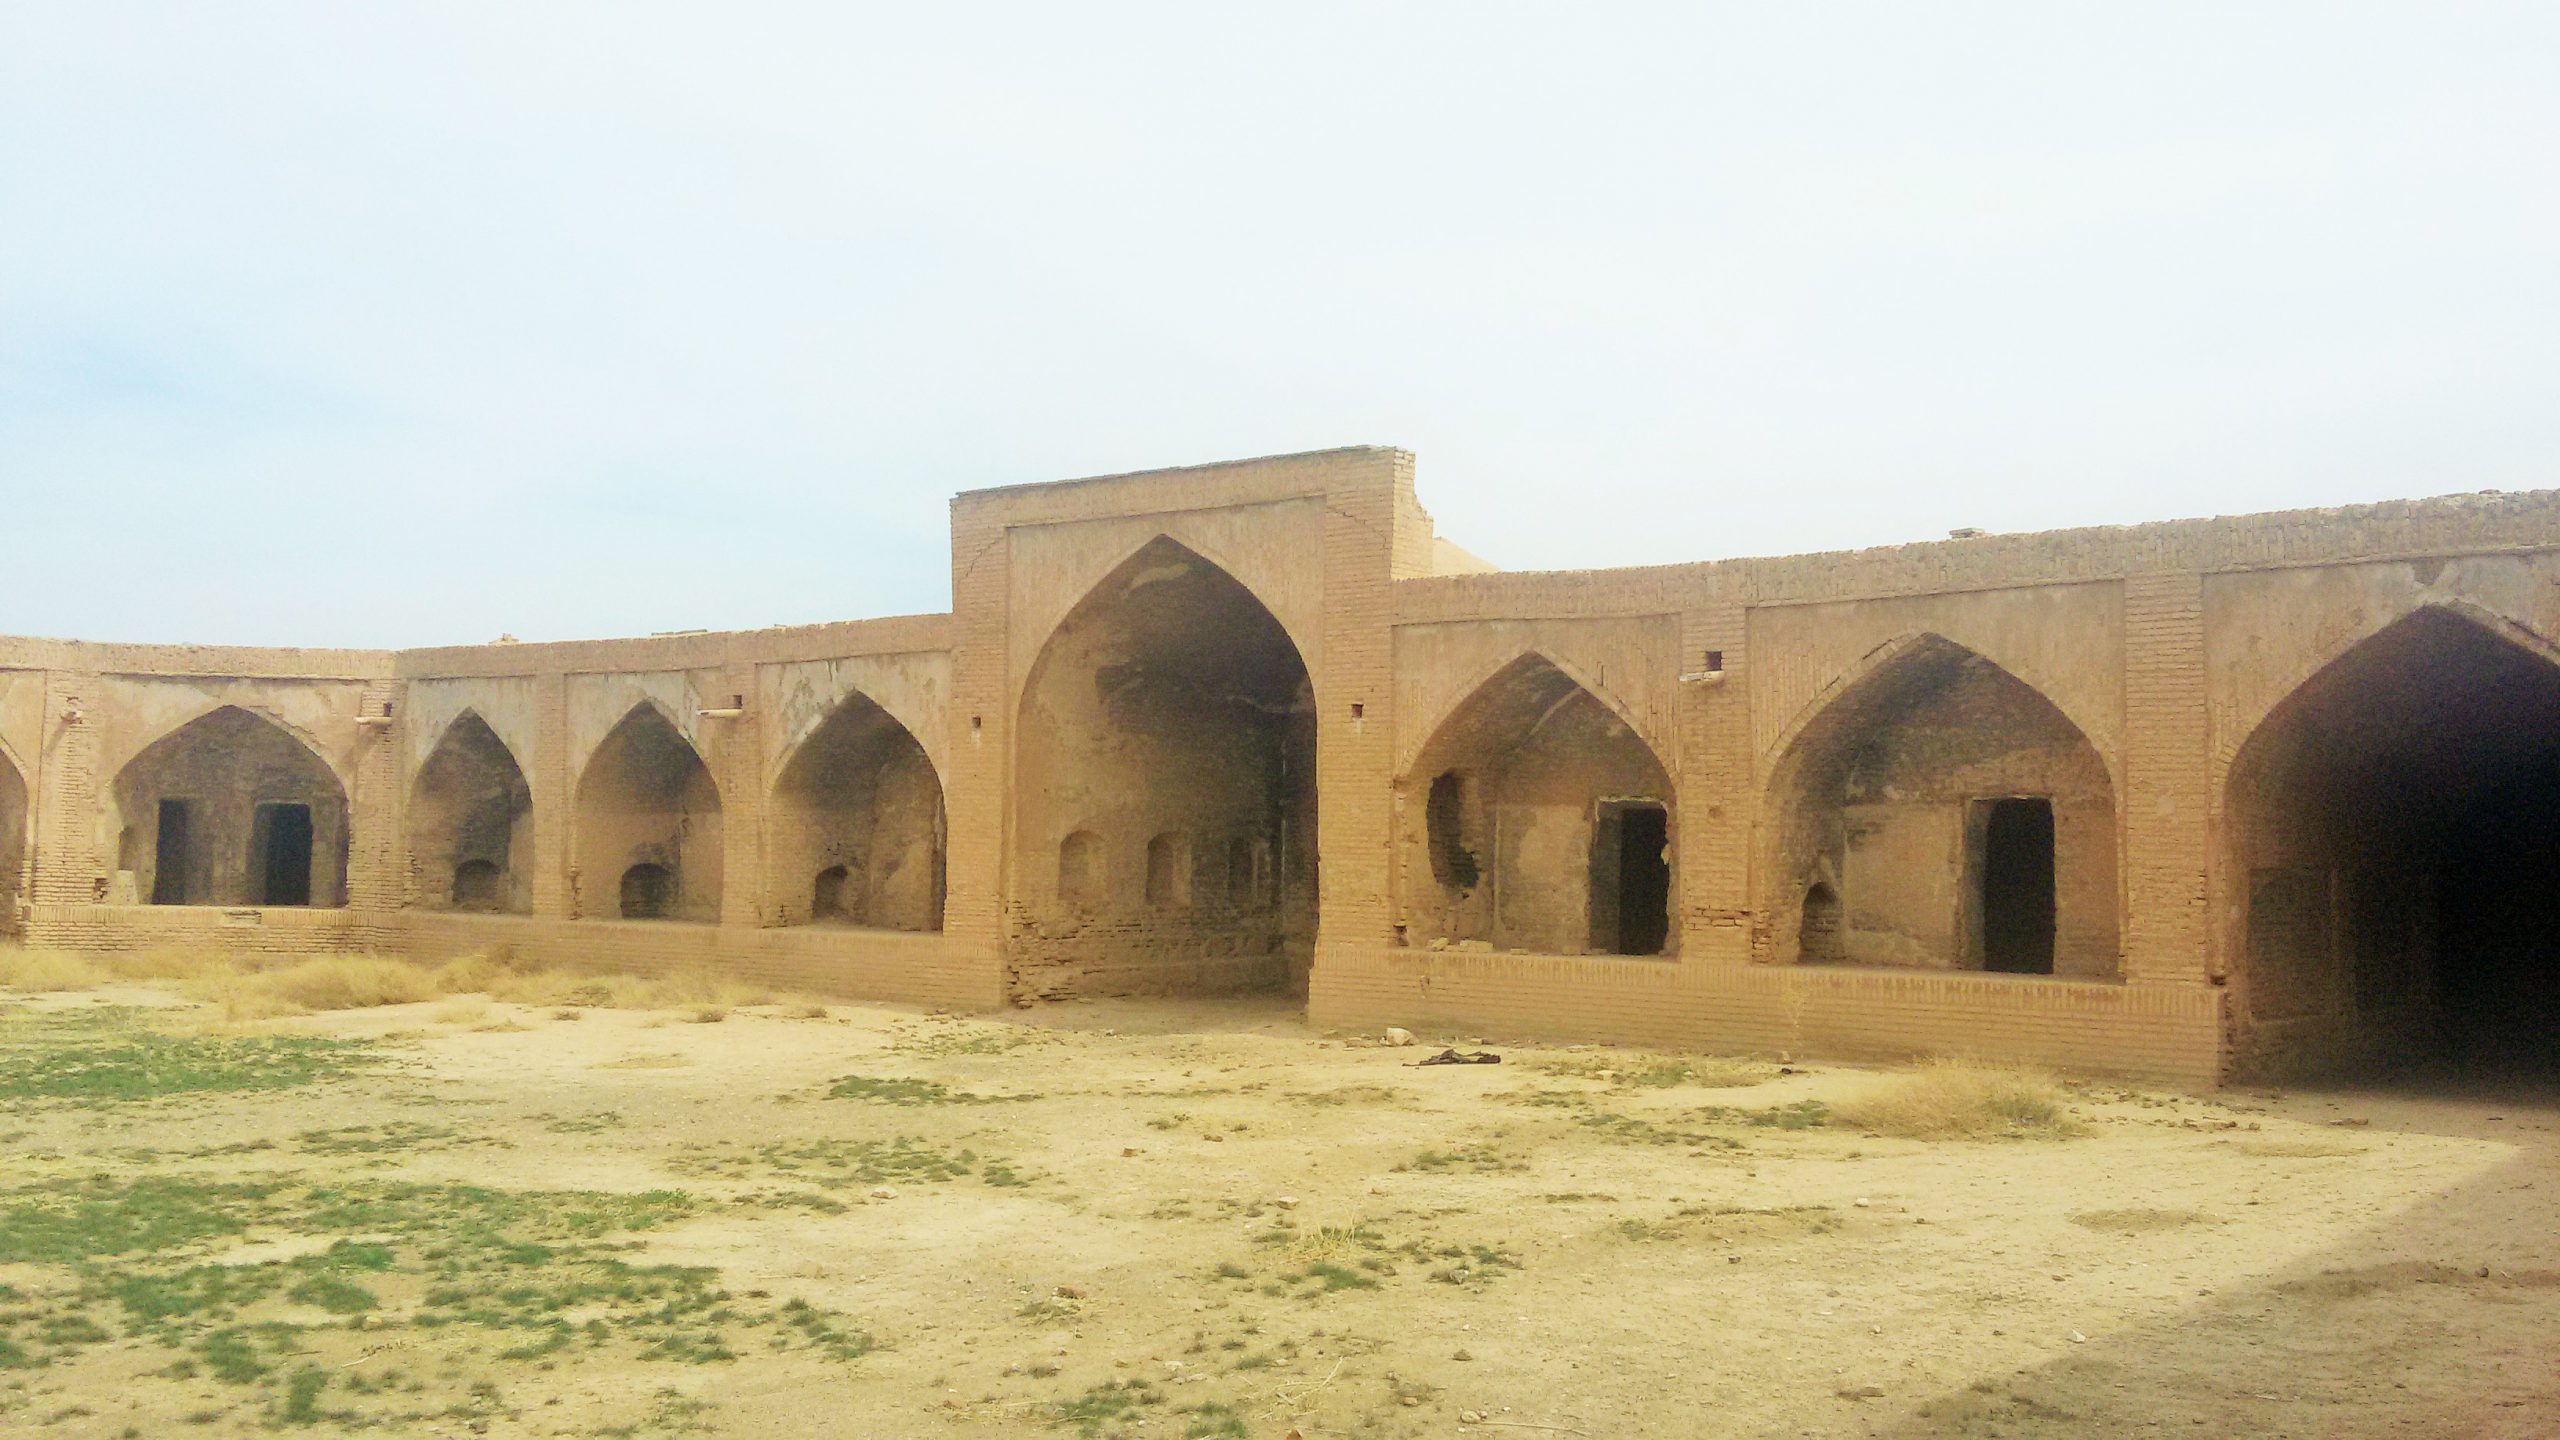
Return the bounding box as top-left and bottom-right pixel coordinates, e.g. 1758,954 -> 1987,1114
1,968 -> 2554,1438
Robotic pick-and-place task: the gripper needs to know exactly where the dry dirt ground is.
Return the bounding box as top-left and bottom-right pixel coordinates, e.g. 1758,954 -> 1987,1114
2,984 -> 2556,1439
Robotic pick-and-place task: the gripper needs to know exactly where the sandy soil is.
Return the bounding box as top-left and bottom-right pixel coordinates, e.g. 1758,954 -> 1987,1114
3,987 -> 2556,1439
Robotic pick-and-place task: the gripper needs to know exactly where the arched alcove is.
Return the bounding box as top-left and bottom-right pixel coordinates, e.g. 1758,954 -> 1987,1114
1397,653 -> 1676,957
410,712 -> 533,915
1012,536 -> 1317,998
2225,606 -> 2560,1074
768,692 -> 944,931
1764,635 -> 2118,977
573,703 -> 721,922
0,748 -> 26,931
109,706 -> 350,908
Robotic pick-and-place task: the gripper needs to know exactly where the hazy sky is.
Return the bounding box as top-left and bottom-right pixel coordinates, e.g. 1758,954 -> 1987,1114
5,3 -> 2554,647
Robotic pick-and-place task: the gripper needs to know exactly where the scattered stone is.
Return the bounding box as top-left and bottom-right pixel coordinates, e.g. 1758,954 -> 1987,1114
1837,1385 -> 1885,1400
1453,1348 -> 1474,1362
1461,1409 -> 1486,1424
1383,1027 -> 1417,1047
869,1186 -> 896,1200
1274,1195 -> 1300,1210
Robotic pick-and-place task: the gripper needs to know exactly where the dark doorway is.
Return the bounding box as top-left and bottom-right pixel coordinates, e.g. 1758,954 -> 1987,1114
1592,801 -> 1671,956
621,863 -> 675,919
151,799 -> 192,905
252,802 -> 315,906
1979,797 -> 2056,974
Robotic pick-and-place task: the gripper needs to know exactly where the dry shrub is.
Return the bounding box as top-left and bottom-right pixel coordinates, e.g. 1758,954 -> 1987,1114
257,956 -> 443,1011
787,1003 -> 830,1020
682,1005 -> 728,1025
0,948 -> 111,991
1829,1058 -> 2081,1140
432,997 -> 493,1027
96,946 -> 239,984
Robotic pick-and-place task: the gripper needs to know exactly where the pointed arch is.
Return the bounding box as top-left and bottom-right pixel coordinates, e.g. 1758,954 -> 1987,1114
1761,633 -> 2118,977
1399,644 -> 1661,781
2222,603 -> 2560,1074
409,709 -> 533,914
1011,535 -> 1316,998
573,701 -> 722,922
1396,651 -> 1677,956
108,704 -> 350,907
1011,529 -> 1321,708
2226,598 -> 2560,768
768,688 -> 944,931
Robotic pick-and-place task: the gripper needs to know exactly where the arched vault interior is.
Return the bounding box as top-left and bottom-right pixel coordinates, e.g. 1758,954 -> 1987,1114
573,704 -> 722,922
1399,654 -> 1676,956
1011,537 -> 1316,1000
0,748 -> 26,930
2227,606 -> 2560,1070
110,706 -> 350,908
410,712 -> 533,914
1767,637 -> 2119,977
769,692 -> 945,931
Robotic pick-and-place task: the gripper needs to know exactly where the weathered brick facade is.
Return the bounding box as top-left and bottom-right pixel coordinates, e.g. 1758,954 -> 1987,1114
7,449 -> 2557,1085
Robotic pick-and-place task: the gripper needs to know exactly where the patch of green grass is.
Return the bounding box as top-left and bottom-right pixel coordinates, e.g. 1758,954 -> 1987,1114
0,1012 -> 374,1103
1397,1142 -> 1524,1174
1530,1054 -> 1776,1089
826,1074 -> 1029,1105
0,1175 -> 276,1263
284,1275 -> 377,1314
1570,1111 -> 1744,1149
294,1121 -> 508,1157
273,1365 -> 329,1425
1049,1378 -> 1161,1437
1694,1100 -> 1831,1130
1179,1400 -> 1250,1438
672,1136 -> 990,1190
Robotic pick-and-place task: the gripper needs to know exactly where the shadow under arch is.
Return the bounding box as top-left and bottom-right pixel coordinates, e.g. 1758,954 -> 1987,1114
2222,603 -> 2560,1080
0,741 -> 26,931
1011,535 -> 1316,1000
109,704 -> 351,908
410,709 -> 534,914
767,688 -> 945,931
572,700 -> 722,922
1761,632 -> 2119,977
1397,650 -> 1677,957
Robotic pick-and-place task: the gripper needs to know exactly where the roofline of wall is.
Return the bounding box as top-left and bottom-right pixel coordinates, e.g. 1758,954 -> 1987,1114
5,467 -> 2553,679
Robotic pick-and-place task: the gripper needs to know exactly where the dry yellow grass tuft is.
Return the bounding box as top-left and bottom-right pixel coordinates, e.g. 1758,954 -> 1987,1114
1829,1058 -> 2082,1140
0,947 -> 112,991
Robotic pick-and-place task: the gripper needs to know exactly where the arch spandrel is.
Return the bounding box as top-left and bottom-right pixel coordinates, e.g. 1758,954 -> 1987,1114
1391,619 -> 1677,782
762,653 -> 951,784
1004,500 -> 1328,715
1748,585 -> 2126,791
96,681 -> 363,799
564,673 -> 723,782
402,677 -> 541,789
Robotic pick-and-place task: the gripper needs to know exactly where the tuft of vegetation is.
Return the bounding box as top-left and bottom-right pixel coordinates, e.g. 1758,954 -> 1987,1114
1829,1059 -> 2082,1140
1529,1053 -> 1777,1089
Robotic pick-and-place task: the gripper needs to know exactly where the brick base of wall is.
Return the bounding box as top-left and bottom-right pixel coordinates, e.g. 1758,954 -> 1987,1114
19,902 -> 1003,1012
1308,946 -> 2227,1086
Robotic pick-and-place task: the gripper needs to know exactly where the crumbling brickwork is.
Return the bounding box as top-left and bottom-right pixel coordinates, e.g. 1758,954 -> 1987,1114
6,451 -> 2557,1085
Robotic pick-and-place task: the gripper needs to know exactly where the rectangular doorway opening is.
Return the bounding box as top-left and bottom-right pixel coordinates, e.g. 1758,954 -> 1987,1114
151,799 -> 192,905
252,803 -> 315,907
1591,800 -> 1671,956
1977,797 -> 2055,974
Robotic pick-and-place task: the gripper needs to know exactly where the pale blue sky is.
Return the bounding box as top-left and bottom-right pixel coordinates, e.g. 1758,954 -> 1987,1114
4,3 -> 2554,646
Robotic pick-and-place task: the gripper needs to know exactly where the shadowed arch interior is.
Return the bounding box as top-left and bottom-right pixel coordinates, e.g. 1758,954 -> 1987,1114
2225,606 -> 2560,1077
409,712 -> 533,915
1398,653 -> 1676,956
573,704 -> 722,922
1012,536 -> 1316,1000
1765,636 -> 2118,976
0,748 -> 25,932
768,692 -> 944,930
110,706 -> 350,908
